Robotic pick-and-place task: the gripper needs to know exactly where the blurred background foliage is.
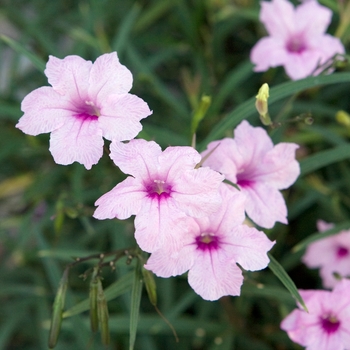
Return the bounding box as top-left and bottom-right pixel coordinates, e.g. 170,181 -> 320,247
1,0 -> 350,349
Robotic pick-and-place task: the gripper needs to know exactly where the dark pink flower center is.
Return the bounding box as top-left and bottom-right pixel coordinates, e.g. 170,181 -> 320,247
196,233 -> 219,251
74,100 -> 100,120
320,314 -> 340,334
146,179 -> 172,199
336,246 -> 349,258
286,36 -> 307,54
237,179 -> 253,188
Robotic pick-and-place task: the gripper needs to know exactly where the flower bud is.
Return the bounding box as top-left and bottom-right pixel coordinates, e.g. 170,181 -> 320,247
48,268 -> 69,349
89,268 -> 99,333
142,267 -> 157,306
255,83 -> 272,126
97,277 -> 110,346
336,110 -> 350,127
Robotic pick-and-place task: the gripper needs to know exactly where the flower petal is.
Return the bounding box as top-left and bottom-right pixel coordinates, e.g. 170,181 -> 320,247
109,139 -> 161,178
45,55 -> 92,100
93,176 -> 145,219
240,182 -> 288,228
99,93 -> 152,141
223,225 -> 275,271
17,87 -> 72,135
88,52 -> 133,105
188,249 -> 243,301
49,116 -> 103,169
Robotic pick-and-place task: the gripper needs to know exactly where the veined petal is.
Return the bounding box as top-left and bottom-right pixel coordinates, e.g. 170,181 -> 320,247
17,87 -> 72,135
260,0 -> 296,39
254,142 -> 300,188
201,139 -> 239,183
99,94 -> 152,141
241,182 -> 288,228
224,225 -> 275,271
93,176 -> 145,219
251,37 -> 289,72
188,250 -> 243,301
49,116 -> 103,169
296,0 -> 332,37
88,52 -> 133,105
145,243 -> 195,278
172,167 -> 223,217
134,199 -> 189,253
158,146 -> 201,181
109,139 -> 161,178
45,55 -> 92,100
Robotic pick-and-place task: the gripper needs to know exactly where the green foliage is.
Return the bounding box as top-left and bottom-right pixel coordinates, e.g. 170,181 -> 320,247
1,0 -> 350,349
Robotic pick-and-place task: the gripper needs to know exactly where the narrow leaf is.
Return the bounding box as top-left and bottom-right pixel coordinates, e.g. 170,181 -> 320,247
268,253 -> 307,311
0,35 -> 45,72
299,144 -> 350,176
129,260 -> 143,350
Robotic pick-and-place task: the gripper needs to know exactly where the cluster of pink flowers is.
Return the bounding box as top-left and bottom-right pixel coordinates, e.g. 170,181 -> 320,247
15,52 -> 303,301
250,0 -> 345,80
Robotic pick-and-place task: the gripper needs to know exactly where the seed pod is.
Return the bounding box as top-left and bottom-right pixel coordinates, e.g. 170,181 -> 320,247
48,268 -> 69,349
142,267 -> 157,306
97,277 -> 110,346
89,268 -> 99,333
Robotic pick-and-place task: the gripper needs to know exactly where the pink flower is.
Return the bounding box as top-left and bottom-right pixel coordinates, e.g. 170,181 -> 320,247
302,221 -> 350,288
250,0 -> 345,80
145,185 -> 275,301
281,279 -> 350,350
16,52 -> 152,169
93,139 -> 224,253
201,120 -> 299,229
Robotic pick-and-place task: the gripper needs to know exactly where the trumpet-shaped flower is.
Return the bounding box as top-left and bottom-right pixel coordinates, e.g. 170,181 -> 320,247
93,139 -> 224,253
201,120 -> 299,229
303,221 -> 350,288
250,0 -> 345,80
16,52 -> 152,169
281,279 -> 350,350
145,185 -> 275,301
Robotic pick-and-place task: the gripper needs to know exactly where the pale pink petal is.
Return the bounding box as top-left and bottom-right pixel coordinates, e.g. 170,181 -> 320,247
93,177 -> 145,219
254,143 -> 300,189
49,116 -> 103,169
188,250 -> 243,301
224,225 -> 275,271
158,146 -> 201,181
317,220 -> 334,232
172,166 -> 224,217
210,185 -> 246,230
201,139 -> 239,183
302,238 -> 337,268
88,52 -> 133,105
145,243 -> 195,278
260,0 -> 295,39
109,139 -> 161,178
240,182 -> 287,228
297,0 -> 332,36
134,199 -> 189,253
17,87 -> 72,135
309,35 -> 345,58
251,37 -> 289,72
233,120 -> 274,173
99,94 -> 152,141
45,55 -> 92,100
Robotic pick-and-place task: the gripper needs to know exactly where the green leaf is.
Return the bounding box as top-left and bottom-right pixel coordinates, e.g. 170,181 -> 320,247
129,259 -> 143,350
201,72 -> 350,148
292,221 -> 350,253
299,144 -> 350,176
268,253 -> 307,311
0,35 -> 45,72
62,272 -> 133,318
